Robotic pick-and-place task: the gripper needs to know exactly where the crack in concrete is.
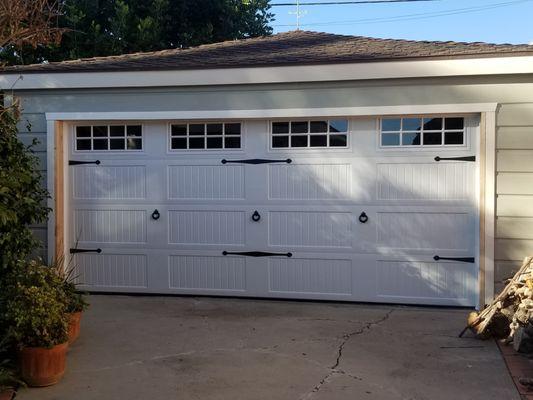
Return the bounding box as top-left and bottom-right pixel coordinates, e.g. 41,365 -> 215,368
300,309 -> 395,400
331,309 -> 394,370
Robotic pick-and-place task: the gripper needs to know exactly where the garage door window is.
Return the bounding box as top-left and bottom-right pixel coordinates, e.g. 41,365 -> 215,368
75,125 -> 142,151
170,123 -> 241,150
271,119 -> 348,148
380,117 -> 464,147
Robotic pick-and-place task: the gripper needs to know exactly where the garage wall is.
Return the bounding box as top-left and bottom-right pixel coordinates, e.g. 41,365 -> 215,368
12,74 -> 533,285
495,104 -> 533,289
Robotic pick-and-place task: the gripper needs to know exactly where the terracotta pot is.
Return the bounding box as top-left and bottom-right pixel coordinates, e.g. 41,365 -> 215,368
68,312 -> 82,344
19,342 -> 68,387
0,388 -> 15,400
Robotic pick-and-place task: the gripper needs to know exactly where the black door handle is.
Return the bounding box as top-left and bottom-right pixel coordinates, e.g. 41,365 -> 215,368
151,209 -> 160,220
359,212 -> 369,223
252,210 -> 261,222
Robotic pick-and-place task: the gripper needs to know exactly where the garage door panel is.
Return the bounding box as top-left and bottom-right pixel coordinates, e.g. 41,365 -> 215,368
72,164 -> 147,200
74,253 -> 148,288
168,210 -> 246,245
269,210 -> 352,248
268,163 -> 352,200
68,119 -> 478,306
375,259 -> 476,305
268,257 -> 352,295
376,211 -> 472,251
168,164 -> 245,200
73,209 -> 147,244
377,162 -> 474,202
168,254 -> 246,291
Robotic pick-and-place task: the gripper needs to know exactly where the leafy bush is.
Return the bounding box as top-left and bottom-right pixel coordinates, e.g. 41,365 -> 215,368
3,260 -> 69,348
0,105 -> 50,274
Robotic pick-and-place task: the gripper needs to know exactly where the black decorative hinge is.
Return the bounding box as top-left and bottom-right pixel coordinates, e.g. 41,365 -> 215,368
70,248 -> 102,254
69,160 -> 101,166
222,251 -> 292,257
434,156 -> 475,162
433,255 -> 475,263
221,158 -> 292,165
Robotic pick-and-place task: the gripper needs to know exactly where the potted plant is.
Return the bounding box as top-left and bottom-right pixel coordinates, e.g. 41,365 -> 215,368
50,256 -> 89,344
4,260 -> 69,387
63,281 -> 89,344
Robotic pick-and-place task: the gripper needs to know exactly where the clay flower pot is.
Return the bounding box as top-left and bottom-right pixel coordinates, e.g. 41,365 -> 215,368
68,312 -> 82,344
19,342 -> 68,387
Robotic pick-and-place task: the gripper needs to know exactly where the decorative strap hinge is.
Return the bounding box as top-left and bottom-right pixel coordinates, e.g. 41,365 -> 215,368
222,251 -> 292,257
434,156 -> 475,162
69,160 -> 101,166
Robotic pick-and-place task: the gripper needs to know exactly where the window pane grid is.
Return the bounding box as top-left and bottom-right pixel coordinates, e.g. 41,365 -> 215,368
380,117 -> 464,147
271,119 -> 348,148
75,125 -> 142,151
170,123 -> 241,150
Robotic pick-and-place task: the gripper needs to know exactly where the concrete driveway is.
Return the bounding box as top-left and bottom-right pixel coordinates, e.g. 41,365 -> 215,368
19,295 -> 518,400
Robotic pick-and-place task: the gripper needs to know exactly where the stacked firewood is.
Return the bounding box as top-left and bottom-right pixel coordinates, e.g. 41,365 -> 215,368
462,257 -> 533,352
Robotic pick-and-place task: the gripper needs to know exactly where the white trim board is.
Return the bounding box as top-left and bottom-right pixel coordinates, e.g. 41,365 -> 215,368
4,56 -> 533,90
46,103 -> 499,121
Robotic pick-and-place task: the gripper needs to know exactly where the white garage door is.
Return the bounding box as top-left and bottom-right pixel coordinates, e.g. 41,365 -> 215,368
68,116 -> 479,306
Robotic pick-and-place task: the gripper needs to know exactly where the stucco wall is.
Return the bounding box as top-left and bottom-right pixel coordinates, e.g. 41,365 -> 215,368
12,74 -> 533,287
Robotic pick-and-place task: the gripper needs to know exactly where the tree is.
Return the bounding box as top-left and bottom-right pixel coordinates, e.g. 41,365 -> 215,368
0,0 -> 64,64
1,0 -> 274,65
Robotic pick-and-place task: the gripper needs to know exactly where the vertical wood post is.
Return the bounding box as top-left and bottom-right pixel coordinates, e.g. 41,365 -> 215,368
54,121 -> 65,263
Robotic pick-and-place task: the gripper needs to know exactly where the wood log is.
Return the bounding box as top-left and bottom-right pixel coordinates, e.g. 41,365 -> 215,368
459,257 -> 533,338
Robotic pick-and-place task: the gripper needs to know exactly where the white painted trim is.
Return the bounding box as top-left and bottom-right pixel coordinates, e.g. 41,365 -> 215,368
46,120 -> 55,265
46,103 -> 498,122
484,110 -> 498,305
4,56 -> 533,90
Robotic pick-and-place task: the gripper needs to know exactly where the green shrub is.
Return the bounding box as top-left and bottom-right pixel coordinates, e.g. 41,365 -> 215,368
3,260 -> 69,349
0,105 -> 50,274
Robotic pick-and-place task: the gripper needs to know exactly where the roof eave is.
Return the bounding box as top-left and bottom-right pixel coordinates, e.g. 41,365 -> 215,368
2,54 -> 533,90
3,51 -> 533,75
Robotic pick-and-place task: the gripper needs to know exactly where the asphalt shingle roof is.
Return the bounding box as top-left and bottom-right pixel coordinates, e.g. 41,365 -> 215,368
3,30 -> 533,74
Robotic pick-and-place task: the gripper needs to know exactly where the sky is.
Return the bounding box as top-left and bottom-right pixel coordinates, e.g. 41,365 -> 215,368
270,0 -> 533,44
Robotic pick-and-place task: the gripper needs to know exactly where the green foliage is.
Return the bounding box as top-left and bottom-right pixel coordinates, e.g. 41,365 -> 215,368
1,0 -> 274,65
0,105 -> 50,273
2,260 -> 69,349
63,281 -> 89,313
50,256 -> 90,313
